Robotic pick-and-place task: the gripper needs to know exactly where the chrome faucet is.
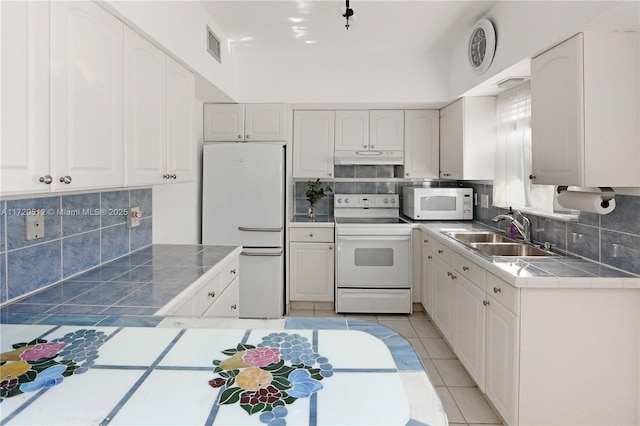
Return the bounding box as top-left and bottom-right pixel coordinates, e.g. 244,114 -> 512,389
492,210 -> 532,243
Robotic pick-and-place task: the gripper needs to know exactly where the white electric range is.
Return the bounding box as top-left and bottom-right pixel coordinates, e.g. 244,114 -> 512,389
333,194 -> 412,314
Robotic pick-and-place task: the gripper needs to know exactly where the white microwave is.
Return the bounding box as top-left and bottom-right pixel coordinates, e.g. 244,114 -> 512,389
402,187 -> 473,220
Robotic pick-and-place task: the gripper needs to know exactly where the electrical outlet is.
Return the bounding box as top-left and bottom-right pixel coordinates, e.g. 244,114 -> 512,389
127,207 -> 142,229
26,211 -> 45,240
480,194 -> 489,209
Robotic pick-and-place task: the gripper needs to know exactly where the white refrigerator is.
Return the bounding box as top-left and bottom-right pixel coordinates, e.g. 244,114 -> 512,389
202,143 -> 285,318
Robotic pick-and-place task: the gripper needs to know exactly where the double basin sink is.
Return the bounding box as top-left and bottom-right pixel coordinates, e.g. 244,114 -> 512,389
443,231 -> 556,257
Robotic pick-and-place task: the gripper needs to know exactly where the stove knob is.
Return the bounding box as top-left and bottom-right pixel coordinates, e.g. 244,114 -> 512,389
345,199 -> 350,203
383,198 -> 389,204
337,198 -> 343,204
390,199 -> 396,204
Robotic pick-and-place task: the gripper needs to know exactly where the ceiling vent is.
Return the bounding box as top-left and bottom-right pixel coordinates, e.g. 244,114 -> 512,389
207,26 -> 221,63
495,77 -> 528,89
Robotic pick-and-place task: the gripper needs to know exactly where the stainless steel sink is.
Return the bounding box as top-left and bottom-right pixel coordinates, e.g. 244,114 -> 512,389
470,242 -> 556,257
444,231 -> 513,244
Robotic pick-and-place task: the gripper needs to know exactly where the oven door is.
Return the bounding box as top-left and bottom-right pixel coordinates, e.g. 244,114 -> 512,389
336,235 -> 411,288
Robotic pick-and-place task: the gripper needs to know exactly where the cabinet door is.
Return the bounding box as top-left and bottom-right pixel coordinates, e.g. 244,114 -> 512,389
486,296 -> 520,426
1,1 -> 50,195
404,110 -> 439,179
370,110 -> 404,150
203,104 -> 244,141
439,100 -> 463,179
292,111 -> 335,178
124,27 -> 167,186
50,1 -> 124,191
531,34 -> 583,186
290,242 -> 334,302
203,277 -> 240,317
421,242 -> 434,315
454,275 -> 486,390
245,104 -> 286,141
335,110 -> 369,151
432,257 -> 455,343
166,56 -> 195,183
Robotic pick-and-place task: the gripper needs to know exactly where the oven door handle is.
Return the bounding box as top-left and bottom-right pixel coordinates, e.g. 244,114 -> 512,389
337,235 -> 411,242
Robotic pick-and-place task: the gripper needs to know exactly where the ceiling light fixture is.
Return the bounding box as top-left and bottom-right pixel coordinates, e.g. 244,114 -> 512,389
342,0 -> 354,29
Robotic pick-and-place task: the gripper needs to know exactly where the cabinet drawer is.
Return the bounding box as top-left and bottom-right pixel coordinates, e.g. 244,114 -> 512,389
487,273 -> 519,315
193,273 -> 223,315
450,250 -> 486,289
290,227 -> 334,242
430,238 -> 451,263
203,276 -> 239,317
220,255 -> 240,289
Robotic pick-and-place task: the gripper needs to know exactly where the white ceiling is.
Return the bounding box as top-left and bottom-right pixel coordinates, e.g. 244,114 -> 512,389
201,0 -> 497,54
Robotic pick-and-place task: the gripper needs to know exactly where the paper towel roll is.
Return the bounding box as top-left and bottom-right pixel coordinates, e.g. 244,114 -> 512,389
557,190 -> 616,214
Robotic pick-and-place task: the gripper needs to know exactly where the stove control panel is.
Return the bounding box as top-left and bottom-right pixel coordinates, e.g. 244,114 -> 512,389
335,194 -> 399,208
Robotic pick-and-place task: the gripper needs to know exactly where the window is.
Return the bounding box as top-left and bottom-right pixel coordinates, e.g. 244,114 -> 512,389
492,82 -> 556,213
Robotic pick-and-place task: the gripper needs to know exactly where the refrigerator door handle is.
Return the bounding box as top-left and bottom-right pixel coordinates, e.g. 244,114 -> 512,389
238,227 -> 283,232
241,251 -> 283,257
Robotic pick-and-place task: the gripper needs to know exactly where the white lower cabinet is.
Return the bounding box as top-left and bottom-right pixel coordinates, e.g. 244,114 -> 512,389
432,256 -> 455,343
167,252 -> 240,317
423,229 -> 639,425
203,277 -> 239,317
454,274 -> 487,391
289,226 -> 334,302
485,292 -> 519,425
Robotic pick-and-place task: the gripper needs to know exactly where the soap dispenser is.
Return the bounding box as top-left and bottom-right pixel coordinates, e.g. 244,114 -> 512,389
506,207 -> 519,239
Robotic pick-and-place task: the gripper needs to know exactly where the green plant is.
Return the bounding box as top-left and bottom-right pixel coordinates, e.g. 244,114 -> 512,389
305,179 -> 332,205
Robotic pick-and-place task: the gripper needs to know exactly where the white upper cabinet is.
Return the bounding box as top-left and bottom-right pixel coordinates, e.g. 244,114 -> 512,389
292,110 -> 335,178
531,32 -> 639,187
335,110 -> 369,151
50,1 -> 124,191
369,110 -> 404,150
165,56 -> 195,183
439,97 -> 496,180
0,1 -> 50,195
204,104 -> 287,142
404,110 -> 439,179
124,27 -> 167,186
124,28 -> 195,186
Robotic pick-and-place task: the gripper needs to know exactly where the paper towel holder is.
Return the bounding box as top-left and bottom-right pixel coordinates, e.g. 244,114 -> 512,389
557,186 -> 615,208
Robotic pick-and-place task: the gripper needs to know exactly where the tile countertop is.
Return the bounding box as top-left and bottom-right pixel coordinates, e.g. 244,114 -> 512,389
0,245 -> 241,325
418,221 -> 640,289
0,318 -> 447,426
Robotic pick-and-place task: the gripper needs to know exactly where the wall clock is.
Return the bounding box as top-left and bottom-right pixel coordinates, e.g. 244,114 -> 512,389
468,18 -> 496,75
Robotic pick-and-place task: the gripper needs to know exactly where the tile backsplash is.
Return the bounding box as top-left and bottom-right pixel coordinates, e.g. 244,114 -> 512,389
0,188 -> 152,304
472,183 -> 640,275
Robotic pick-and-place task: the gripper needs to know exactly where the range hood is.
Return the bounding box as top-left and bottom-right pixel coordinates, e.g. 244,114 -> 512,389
334,150 -> 404,165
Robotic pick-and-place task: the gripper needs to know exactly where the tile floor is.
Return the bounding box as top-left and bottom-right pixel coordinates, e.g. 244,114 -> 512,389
287,306 -> 503,426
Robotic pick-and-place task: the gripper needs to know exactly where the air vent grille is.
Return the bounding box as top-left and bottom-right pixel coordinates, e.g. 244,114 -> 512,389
207,26 -> 221,63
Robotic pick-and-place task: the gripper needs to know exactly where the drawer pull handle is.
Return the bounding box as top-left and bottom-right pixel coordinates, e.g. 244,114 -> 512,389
493,287 -> 502,293
39,175 -> 53,184
463,266 -> 469,271
438,249 -> 443,254
329,246 -> 333,250
230,269 -> 237,274
231,304 -> 237,310
423,239 -> 428,243
446,271 -> 452,277
483,300 -> 490,306
451,274 -> 457,280
427,255 -> 432,259
309,233 -> 314,237
60,175 -> 72,184
208,291 -> 216,298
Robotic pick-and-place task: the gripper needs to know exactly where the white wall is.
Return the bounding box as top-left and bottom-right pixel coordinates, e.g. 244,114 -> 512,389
233,47 -> 450,104
100,0 -> 239,102
445,1 -> 639,98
